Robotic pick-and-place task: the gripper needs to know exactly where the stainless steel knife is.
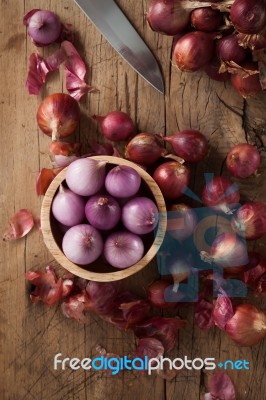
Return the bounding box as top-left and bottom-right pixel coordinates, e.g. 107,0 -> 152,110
74,0 -> 164,93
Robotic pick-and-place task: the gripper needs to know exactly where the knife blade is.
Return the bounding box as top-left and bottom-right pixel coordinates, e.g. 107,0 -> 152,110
74,0 -> 164,93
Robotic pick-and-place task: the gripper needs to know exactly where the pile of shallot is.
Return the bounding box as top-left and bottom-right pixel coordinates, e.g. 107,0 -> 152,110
147,0 -> 266,97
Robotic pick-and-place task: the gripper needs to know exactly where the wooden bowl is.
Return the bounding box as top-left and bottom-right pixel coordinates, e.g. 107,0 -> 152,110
41,156 -> 167,282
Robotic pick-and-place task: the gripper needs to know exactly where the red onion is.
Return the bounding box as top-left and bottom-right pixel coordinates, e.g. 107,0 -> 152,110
85,195 -> 121,231
62,224 -> 103,265
104,231 -> 144,269
202,176 -> 240,214
230,0 -> 266,34
207,372 -> 236,400
164,130 -> 208,163
153,161 -> 190,199
225,304 -> 266,346
200,232 -> 248,268
194,298 -> 214,330
217,34 -> 248,64
237,32 -> 266,51
134,316 -> 186,352
204,55 -> 230,82
242,253 -> 266,287
231,201 -> 266,240
174,31 -> 215,72
52,185 -> 85,226
37,93 -> 80,141
122,197 -> 159,235
93,111 -> 135,142
125,133 -> 166,166
105,165 -> 141,198
191,8 -> 223,32
23,9 -> 61,46
167,203 -> 197,241
49,142 -> 82,168
147,280 -> 179,308
147,0 -> 190,35
230,61 -> 262,98
226,143 -> 260,178
66,158 -> 106,196
168,256 -> 191,292
212,290 -> 234,330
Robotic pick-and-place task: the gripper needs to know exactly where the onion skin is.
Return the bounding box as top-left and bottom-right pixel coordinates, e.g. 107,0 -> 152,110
191,8 -> 223,32
125,133 -> 166,166
204,56 -> 230,82
147,0 -> 190,35
153,161 -> 190,199
231,201 -> 266,240
226,143 -> 260,178
230,61 -> 262,98
174,31 -> 215,72
164,130 -> 208,163
230,0 -> 266,34
37,93 -> 80,140
225,304 -> 266,346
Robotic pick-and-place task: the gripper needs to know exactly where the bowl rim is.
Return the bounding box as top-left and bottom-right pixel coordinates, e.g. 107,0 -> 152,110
41,155 -> 167,282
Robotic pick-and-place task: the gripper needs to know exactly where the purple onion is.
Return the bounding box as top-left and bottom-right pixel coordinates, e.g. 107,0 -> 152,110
24,10 -> 62,46
85,195 -> 121,230
105,165 -> 141,198
62,224 -> 103,265
104,231 -> 144,269
52,185 -> 85,226
122,197 -> 159,235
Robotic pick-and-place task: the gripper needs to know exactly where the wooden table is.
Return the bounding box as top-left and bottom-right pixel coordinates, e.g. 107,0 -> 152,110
1,1 -> 265,399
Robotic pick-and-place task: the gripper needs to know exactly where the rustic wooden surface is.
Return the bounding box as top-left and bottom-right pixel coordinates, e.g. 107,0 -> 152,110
1,1 -> 266,399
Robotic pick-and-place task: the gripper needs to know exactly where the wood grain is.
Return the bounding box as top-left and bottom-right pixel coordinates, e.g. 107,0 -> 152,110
0,0 -> 265,399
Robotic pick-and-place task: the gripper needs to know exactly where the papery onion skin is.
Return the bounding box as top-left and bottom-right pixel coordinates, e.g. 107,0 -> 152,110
202,176 -> 240,214
174,31 -> 215,72
37,93 -> 80,141
122,197 -> 159,235
93,111 -> 135,142
24,9 -> 62,46
66,158 -> 106,196
52,185 -> 85,226
167,203 -> 197,241
230,61 -> 262,98
104,231 -> 144,269
3,209 -> 35,241
191,8 -> 223,32
231,201 -> 266,240
147,280 -> 179,309
85,195 -> 121,231
164,130 -> 208,163
105,165 -> 141,198
226,143 -> 260,178
62,224 -> 103,265
135,337 -> 164,360
125,133 -> 166,166
86,280 -> 120,315
153,161 -> 190,199
230,0 -> 266,34
225,304 -> 266,346
217,34 -> 247,64
147,0 -> 190,35
49,141 -> 82,157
